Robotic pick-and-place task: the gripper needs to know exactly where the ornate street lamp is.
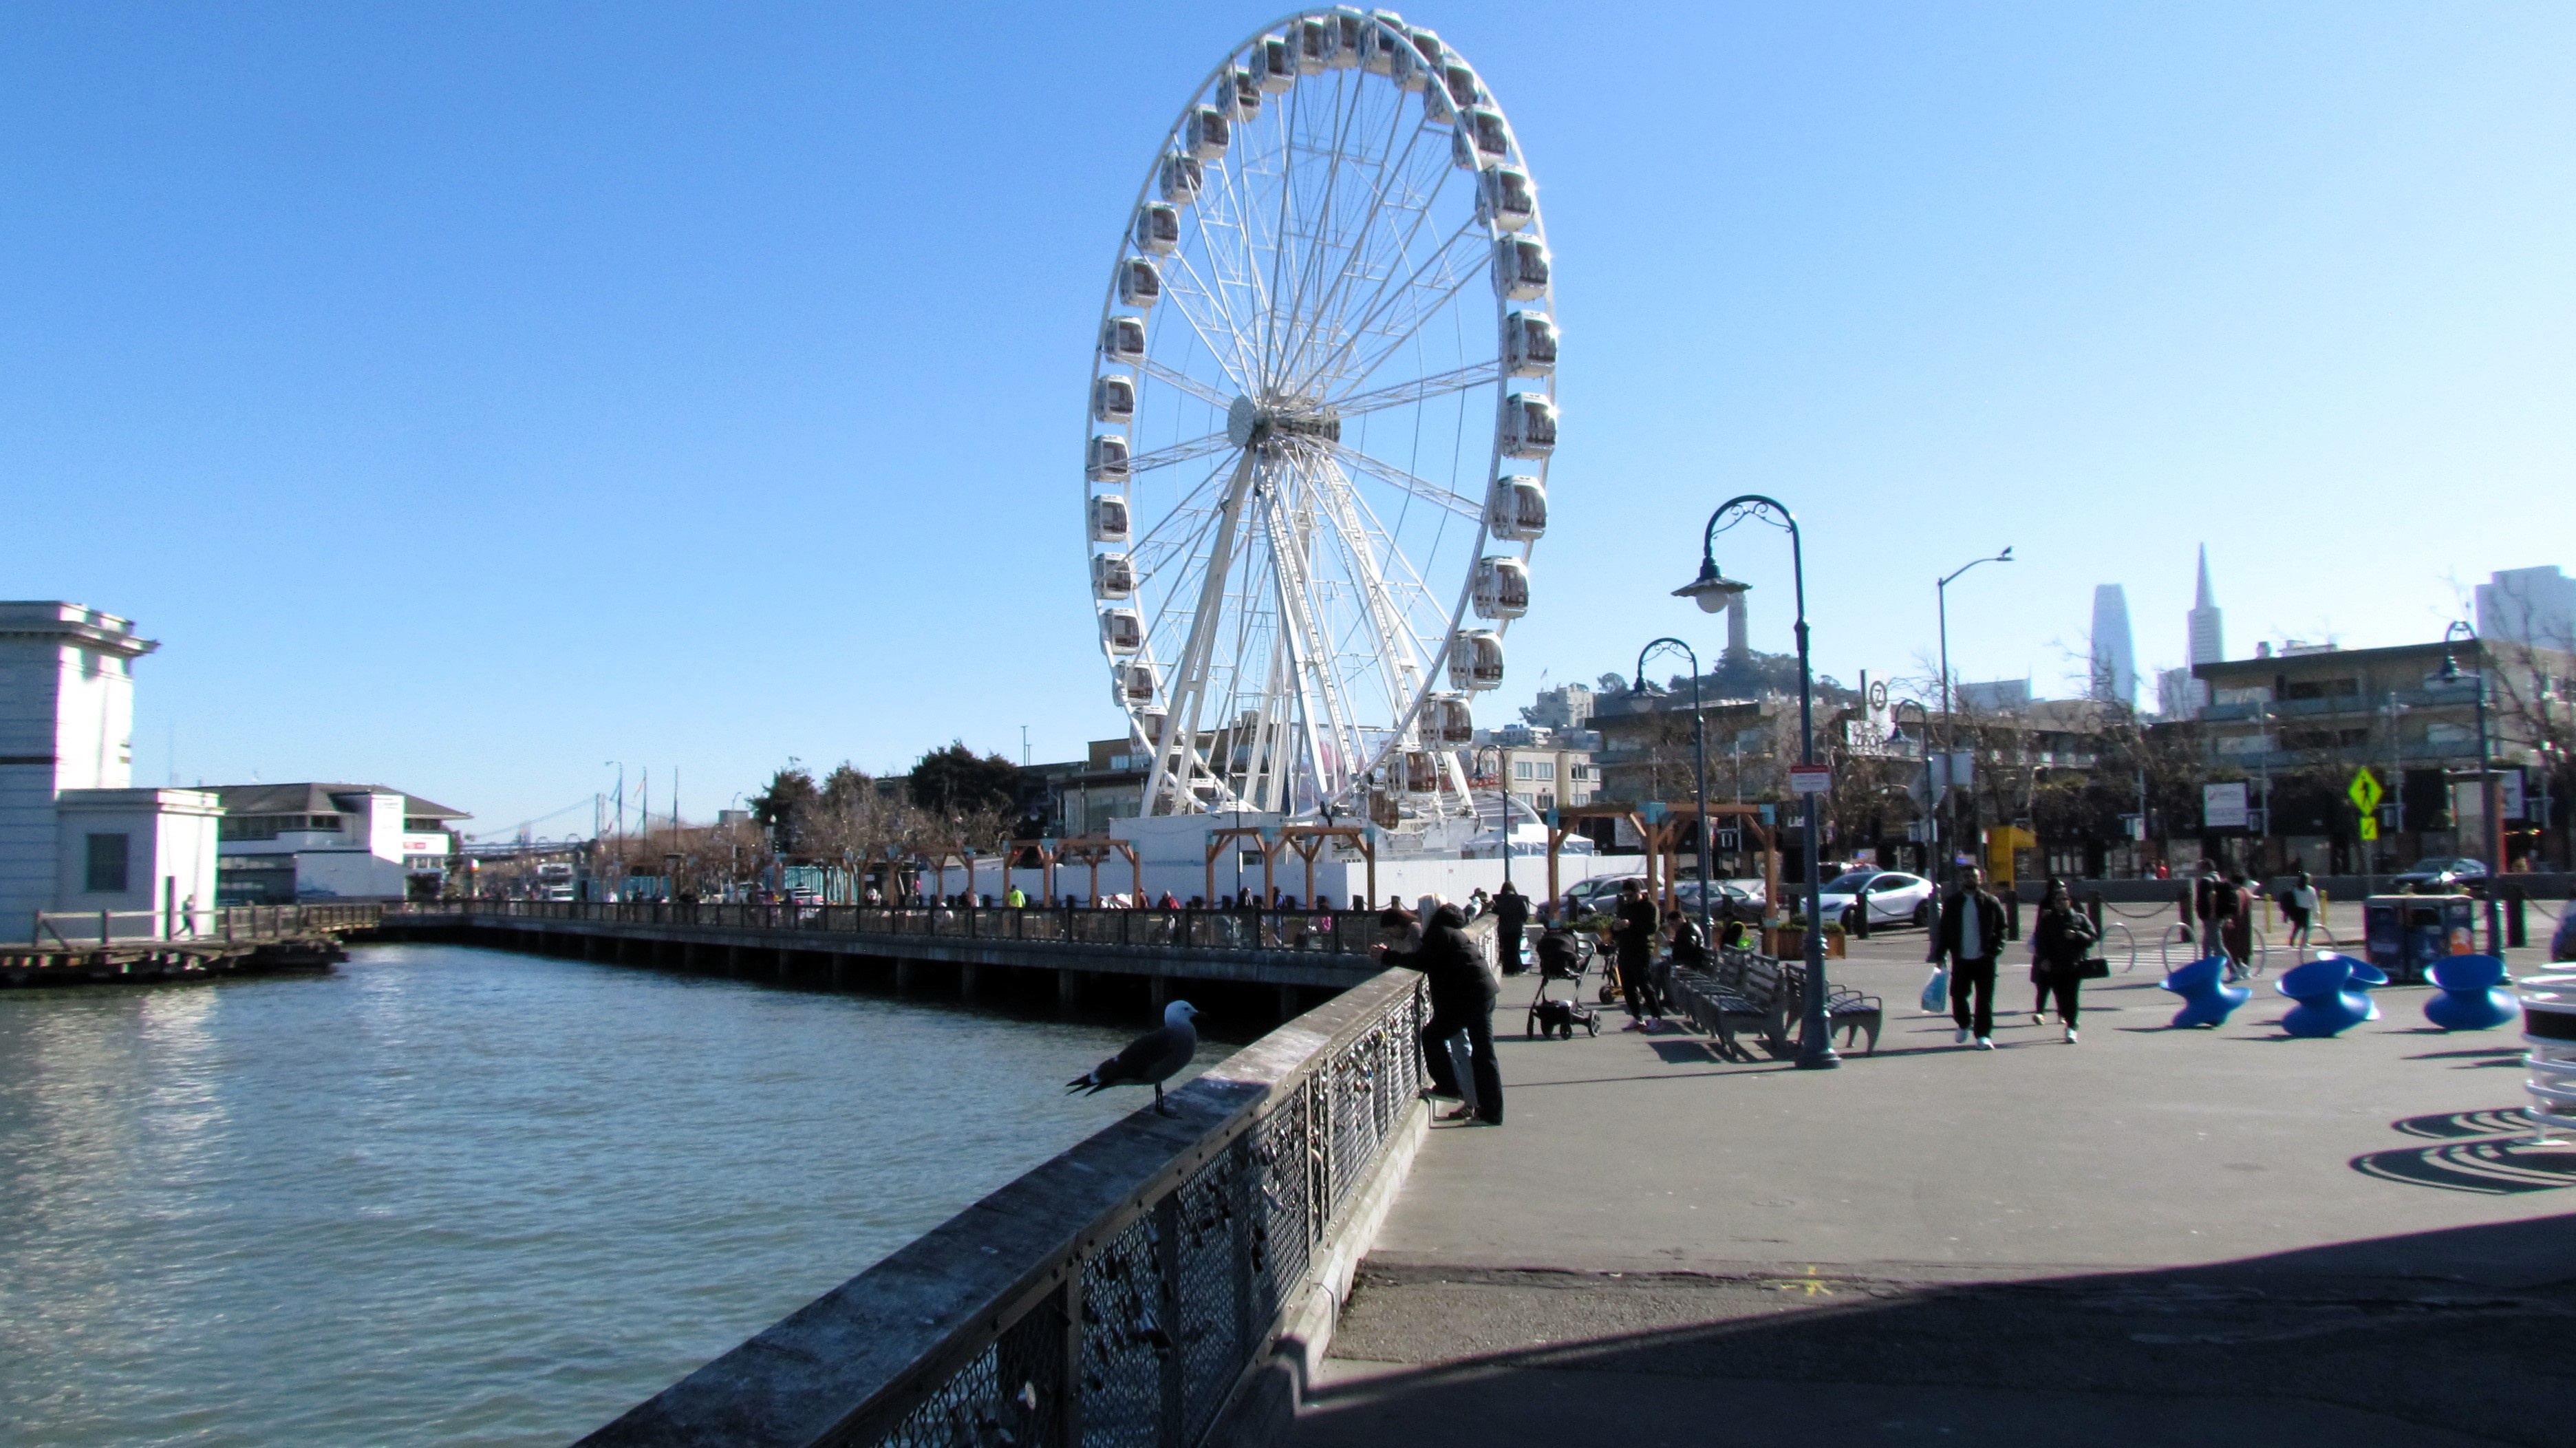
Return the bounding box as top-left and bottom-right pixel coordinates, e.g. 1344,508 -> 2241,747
1637,637 -> 1710,948
2441,621 -> 2503,954
1673,495 -> 1837,1068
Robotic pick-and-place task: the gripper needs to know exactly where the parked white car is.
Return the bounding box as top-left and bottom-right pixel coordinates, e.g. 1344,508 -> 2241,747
1814,869 -> 1935,928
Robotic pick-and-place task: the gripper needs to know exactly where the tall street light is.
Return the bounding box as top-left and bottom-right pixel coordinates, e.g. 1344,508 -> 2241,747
1890,699 -> 1933,874
1673,495 -> 1836,1069
2440,621 -> 2503,955
1935,548 -> 2013,885
1638,637 -> 1710,948
1471,743 -> 1518,891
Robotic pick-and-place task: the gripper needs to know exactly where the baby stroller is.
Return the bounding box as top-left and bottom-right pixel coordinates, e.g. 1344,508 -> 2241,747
1525,928 -> 1600,1040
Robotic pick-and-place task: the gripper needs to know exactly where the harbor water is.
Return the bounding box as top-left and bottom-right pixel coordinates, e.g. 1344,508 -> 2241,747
0,942 -> 1210,1447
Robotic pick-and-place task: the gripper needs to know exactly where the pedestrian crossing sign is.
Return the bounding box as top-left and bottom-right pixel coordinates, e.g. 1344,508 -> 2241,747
2349,767 -> 2383,815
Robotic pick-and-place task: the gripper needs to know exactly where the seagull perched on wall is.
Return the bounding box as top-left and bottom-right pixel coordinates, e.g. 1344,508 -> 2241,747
1066,1000 -> 1201,1116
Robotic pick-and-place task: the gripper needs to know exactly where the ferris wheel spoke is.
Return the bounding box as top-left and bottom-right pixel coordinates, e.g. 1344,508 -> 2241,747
1277,96 -> 1446,392
1304,455 -> 1430,740
1160,255 -> 1261,390
1149,451 -> 1257,814
1334,361 -> 1501,417
1135,355 -> 1234,409
1298,217 -> 1488,398
1128,431 -> 1236,475
1269,72 -> 1377,391
1263,473 -> 1366,806
1322,440 -> 1483,521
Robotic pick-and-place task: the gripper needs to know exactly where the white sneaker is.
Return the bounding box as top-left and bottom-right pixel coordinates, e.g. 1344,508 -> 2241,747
2065,1027 -> 2079,1043
2031,1012 -> 2046,1027
1953,1028 -> 1969,1045
1976,1036 -> 1995,1050
1621,1020 -> 1646,1032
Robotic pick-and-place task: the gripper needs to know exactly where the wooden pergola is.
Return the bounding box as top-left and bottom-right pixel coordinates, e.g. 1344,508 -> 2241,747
1546,802 -> 1781,918
1002,840 -> 1058,903
1053,836 -> 1143,906
1201,824 -> 1377,906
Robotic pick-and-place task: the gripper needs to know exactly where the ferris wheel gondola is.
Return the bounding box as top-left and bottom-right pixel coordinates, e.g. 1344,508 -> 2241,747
1086,10 -> 1556,824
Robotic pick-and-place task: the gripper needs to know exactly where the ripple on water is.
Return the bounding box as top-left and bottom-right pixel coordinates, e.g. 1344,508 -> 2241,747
0,943 -> 1208,1448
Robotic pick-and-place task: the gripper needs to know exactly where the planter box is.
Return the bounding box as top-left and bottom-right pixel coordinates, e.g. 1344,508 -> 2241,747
1763,926 -> 1846,959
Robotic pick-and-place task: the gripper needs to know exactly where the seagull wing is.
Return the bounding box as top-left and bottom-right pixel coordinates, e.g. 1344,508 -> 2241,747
1066,1024 -> 1187,1094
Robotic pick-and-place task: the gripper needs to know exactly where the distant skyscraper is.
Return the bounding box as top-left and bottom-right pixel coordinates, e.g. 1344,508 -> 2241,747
2187,544 -> 2225,666
2089,584 -> 2136,710
2476,565 -> 2576,648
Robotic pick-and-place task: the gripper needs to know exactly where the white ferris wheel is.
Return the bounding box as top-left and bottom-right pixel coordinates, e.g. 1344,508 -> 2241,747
1086,9 -> 1556,825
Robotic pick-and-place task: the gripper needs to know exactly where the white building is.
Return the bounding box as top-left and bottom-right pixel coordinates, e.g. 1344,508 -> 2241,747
0,601 -> 222,936
212,783 -> 468,902
2478,565 -> 2576,649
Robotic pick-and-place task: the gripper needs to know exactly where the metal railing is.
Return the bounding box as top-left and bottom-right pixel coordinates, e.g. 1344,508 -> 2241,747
394,898 -> 1386,956
24,903 -> 382,948
578,969 -> 1430,1448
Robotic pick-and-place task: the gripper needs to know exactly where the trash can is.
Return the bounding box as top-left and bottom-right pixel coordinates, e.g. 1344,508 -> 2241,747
2364,895 -> 2478,984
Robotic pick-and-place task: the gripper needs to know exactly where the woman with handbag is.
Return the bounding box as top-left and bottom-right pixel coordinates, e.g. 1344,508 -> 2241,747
2030,877 -> 2099,1043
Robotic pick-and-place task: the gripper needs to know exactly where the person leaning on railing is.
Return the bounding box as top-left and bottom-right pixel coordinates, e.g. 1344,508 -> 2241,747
1377,900 -> 1502,1126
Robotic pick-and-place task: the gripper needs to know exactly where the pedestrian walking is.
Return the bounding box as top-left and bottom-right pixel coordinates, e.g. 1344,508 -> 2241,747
1492,880 -> 1531,975
2221,870 -> 2255,978
2191,859 -> 2227,953
1383,902 -> 1503,1124
2278,869 -> 2319,953
1612,879 -> 1666,1031
2029,877 -> 2098,1043
1930,866 -> 2008,1049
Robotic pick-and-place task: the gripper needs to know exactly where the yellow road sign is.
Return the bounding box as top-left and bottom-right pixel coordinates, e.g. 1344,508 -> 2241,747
2359,817 -> 2379,842
2349,767 -> 2384,814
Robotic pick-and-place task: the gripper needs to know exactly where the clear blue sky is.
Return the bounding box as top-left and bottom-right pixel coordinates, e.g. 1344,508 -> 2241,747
8,3 -> 2570,837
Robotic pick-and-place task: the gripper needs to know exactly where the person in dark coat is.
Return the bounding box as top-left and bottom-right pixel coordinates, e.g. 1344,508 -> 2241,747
1930,867 -> 2009,1049
1384,903 -> 1502,1125
2028,877 -> 2098,1043
1492,880 -> 1532,975
1612,880 -> 1666,1031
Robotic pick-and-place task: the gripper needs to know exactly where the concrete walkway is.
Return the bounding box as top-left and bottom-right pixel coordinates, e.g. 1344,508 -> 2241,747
1287,908 -> 2576,1447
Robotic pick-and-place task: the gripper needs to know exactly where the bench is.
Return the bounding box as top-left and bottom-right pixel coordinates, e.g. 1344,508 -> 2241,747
1663,963 -> 1768,1061
1664,947 -> 1880,1058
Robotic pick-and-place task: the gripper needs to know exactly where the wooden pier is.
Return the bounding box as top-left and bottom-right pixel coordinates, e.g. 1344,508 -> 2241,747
3,904 -> 383,986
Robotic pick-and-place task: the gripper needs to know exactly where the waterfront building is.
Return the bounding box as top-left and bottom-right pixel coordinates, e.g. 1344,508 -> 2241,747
1035,739 -> 1152,839
0,601 -> 221,932
2191,635 -> 2575,873
211,783 -> 469,902
1955,678 -> 2032,714
2090,584 -> 2136,709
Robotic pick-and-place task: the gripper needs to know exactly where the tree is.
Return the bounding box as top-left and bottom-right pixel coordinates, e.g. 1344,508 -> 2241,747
749,765 -> 818,856
908,743 -> 1024,817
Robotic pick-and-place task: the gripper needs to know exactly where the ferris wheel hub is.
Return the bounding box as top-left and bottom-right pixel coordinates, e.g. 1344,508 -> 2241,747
1227,393 -> 1342,450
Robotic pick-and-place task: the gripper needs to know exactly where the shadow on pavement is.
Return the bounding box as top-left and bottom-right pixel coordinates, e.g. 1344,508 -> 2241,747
1296,1214 -> 2576,1447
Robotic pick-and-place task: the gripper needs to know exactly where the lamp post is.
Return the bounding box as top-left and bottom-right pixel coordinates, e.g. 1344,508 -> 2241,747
2441,622 -> 2503,955
1935,549 -> 2013,885
1890,699 -> 1933,874
1674,496 -> 1836,1069
1638,637 -> 1710,948
1471,743 -> 1517,889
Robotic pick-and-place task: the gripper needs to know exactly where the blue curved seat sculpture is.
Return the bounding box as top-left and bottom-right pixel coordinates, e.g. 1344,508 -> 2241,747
2341,956 -> 2390,1021
2275,957 -> 2372,1038
2424,954 -> 2515,1032
2162,955 -> 2250,1028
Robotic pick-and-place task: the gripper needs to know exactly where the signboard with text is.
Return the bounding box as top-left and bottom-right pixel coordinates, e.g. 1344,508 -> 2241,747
2202,781 -> 2248,831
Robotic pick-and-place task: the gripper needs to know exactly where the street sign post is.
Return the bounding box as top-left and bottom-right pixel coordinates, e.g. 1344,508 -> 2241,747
1789,763 -> 1832,796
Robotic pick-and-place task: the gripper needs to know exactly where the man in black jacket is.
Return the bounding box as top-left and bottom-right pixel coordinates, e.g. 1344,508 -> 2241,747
1384,904 -> 1503,1124
1930,867 -> 2009,1049
1492,880 -> 1531,975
